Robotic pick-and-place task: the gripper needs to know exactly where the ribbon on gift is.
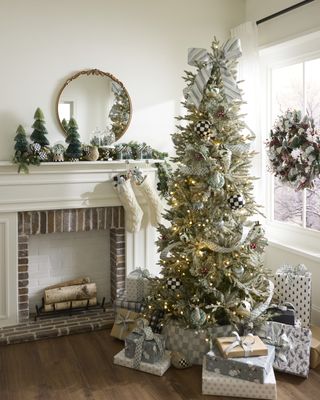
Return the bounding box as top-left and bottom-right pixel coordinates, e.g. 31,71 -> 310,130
132,318 -> 164,368
115,310 -> 137,339
261,323 -> 293,364
276,264 -> 309,285
183,38 -> 242,109
268,302 -> 295,312
224,331 -> 256,357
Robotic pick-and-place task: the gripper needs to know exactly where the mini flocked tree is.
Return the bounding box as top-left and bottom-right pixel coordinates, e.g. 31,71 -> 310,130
30,108 -> 50,147
145,38 -> 272,330
61,118 -> 69,133
65,117 -> 82,160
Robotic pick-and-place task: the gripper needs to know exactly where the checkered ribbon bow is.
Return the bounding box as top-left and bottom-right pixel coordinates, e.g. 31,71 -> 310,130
224,331 -> 256,357
183,38 -> 242,109
132,319 -> 164,368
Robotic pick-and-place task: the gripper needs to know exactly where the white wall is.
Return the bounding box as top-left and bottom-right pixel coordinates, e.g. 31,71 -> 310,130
246,0 -> 320,46
0,0 -> 245,161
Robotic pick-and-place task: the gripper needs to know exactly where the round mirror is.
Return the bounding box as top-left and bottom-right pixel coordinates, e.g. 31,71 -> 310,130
56,69 -> 132,144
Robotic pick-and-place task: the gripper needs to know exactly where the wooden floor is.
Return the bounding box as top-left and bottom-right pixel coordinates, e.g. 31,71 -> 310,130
0,329 -> 319,400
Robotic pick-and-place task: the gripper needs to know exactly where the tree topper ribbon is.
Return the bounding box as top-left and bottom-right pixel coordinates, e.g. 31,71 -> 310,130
224,331 -> 256,357
183,38 -> 242,109
132,319 -> 164,368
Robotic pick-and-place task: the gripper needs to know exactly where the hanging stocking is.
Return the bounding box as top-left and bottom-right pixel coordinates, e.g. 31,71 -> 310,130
113,175 -> 143,232
132,168 -> 163,227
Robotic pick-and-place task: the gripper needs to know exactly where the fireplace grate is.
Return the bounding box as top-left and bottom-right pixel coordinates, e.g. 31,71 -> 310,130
34,297 -> 106,321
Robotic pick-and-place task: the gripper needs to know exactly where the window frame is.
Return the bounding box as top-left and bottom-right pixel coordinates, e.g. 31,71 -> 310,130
259,31 -> 320,256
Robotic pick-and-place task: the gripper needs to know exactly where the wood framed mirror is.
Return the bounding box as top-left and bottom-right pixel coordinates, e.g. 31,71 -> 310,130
56,69 -> 132,144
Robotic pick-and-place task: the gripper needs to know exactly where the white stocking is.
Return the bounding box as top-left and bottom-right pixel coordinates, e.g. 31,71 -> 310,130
114,178 -> 143,232
134,175 -> 162,227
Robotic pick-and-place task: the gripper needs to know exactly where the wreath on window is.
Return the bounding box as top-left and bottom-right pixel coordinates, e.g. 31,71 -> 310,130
266,109 -> 320,191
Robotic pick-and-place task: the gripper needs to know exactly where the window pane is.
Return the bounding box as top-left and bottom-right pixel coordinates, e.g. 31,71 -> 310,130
271,63 -> 303,122
305,58 -> 320,129
306,178 -> 320,230
274,178 -> 303,226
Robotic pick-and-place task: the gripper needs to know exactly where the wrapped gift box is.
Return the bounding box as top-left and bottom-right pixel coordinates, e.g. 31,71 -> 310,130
202,357 -> 277,399
206,344 -> 275,384
274,264 -> 311,328
310,325 -> 320,369
114,349 -> 171,376
267,303 -> 295,326
257,321 -> 311,377
216,335 -> 268,358
125,329 -> 165,365
126,268 -> 150,302
163,321 -> 233,365
110,308 -> 140,341
113,295 -> 143,313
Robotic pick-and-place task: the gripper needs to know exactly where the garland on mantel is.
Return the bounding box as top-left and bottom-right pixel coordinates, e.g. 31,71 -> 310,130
12,108 -> 171,197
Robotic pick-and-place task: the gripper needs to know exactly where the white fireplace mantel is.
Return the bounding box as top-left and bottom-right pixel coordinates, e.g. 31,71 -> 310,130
0,160 -> 161,327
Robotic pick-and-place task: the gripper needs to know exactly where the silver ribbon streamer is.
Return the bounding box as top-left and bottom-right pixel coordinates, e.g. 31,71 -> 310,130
224,331 -> 256,357
132,319 -> 164,368
199,226 -> 251,253
184,38 -> 242,108
250,279 -> 274,320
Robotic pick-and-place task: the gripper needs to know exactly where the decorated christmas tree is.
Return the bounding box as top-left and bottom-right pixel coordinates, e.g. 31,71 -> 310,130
65,117 -> 82,160
146,38 -> 272,330
30,108 -> 50,146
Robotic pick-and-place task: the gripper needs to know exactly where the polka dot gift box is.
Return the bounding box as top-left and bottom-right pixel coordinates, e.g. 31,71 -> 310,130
273,264 -> 311,328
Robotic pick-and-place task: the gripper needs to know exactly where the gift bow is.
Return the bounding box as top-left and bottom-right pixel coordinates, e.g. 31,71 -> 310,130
277,264 -> 310,285
183,38 -> 242,109
129,268 -> 150,279
224,331 -> 256,357
269,302 -> 295,312
132,319 -> 164,368
115,311 -> 137,338
263,323 -> 292,364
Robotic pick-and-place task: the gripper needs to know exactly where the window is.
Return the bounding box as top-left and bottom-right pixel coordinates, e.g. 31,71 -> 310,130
270,57 -> 320,231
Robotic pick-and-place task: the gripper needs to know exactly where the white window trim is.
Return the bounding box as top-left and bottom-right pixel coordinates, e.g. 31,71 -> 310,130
259,30 -> 320,257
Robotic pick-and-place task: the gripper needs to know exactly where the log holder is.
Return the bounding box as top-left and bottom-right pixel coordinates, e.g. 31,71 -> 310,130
34,297 -> 106,321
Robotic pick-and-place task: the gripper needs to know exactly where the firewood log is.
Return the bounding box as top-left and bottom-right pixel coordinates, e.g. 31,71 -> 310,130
44,282 -> 97,305
45,277 -> 91,290
44,297 -> 97,312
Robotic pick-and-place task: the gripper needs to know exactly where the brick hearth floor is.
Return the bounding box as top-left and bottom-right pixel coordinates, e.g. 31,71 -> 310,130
0,307 -> 114,345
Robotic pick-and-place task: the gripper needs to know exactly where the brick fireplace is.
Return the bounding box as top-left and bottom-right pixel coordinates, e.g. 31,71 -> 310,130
17,206 -> 126,322
0,161 -> 159,344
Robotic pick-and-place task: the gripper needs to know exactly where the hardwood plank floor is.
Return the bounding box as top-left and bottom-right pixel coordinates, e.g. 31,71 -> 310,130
0,329 -> 319,400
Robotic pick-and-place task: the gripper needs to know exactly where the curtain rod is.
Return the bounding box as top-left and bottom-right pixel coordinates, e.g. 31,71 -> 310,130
256,0 -> 314,25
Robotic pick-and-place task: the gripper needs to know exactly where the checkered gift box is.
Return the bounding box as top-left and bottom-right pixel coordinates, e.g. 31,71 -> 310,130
163,321 -> 233,365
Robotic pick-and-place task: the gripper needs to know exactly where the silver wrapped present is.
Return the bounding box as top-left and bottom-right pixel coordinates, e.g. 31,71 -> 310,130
274,264 -> 311,328
257,321 -> 311,377
163,321 -> 233,365
125,319 -> 165,367
206,344 -> 275,384
126,268 -> 150,302
114,349 -> 171,376
202,357 -> 277,399
113,295 -> 143,313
